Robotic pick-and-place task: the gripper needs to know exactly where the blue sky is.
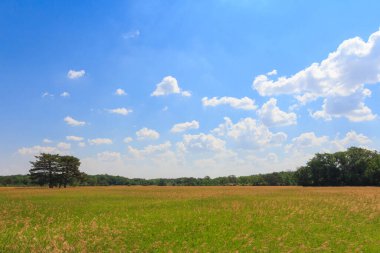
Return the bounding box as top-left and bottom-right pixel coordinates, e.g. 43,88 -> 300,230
1,0 -> 380,178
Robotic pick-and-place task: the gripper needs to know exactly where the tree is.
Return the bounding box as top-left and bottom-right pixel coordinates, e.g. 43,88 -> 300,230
29,153 -> 60,188
58,155 -> 82,188
366,154 -> 380,186
29,153 -> 84,188
295,147 -> 380,186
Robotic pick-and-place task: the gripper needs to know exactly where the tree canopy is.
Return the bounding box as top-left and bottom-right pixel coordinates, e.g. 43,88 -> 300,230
29,153 -> 85,188
295,147 -> 380,186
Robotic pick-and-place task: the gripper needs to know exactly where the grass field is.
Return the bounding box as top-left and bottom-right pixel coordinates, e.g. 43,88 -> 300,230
0,186 -> 379,252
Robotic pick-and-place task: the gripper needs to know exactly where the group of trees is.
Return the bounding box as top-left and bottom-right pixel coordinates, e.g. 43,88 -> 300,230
81,171 -> 297,186
29,153 -> 85,188
1,147 -> 380,187
296,147 -> 380,186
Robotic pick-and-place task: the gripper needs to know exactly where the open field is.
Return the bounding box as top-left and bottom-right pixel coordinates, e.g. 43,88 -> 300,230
0,186 -> 379,252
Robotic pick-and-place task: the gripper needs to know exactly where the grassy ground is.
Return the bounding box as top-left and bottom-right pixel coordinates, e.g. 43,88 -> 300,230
0,186 -> 379,252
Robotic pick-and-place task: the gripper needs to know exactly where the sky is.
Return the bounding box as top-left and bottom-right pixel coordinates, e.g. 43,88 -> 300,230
1,0 -> 380,178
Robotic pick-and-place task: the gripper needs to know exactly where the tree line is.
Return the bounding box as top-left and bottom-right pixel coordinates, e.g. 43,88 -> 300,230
0,172 -> 297,187
0,147 -> 379,187
295,147 -> 380,186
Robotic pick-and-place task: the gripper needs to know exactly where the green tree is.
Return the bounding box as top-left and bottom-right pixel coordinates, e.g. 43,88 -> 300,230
58,155 -> 82,188
29,153 -> 84,188
29,153 -> 60,188
366,154 -> 380,186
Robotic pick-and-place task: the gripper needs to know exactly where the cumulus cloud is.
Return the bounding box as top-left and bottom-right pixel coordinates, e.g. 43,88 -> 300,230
18,142 -> 71,155
64,116 -> 86,127
18,146 -> 58,155
88,138 -> 113,145
66,136 -> 84,142
123,137 -> 133,143
332,130 -> 371,150
212,117 -> 287,149
171,120 -> 200,133
180,134 -> 226,153
202,96 -> 257,110
57,142 -> 71,150
60,92 -> 70,97
286,132 -> 329,152
43,138 -> 52,143
253,29 -> 380,122
181,91 -> 192,97
136,127 -> 160,140
128,141 -> 172,158
151,76 -> 191,97
310,88 -> 375,122
78,142 -> 86,148
257,98 -> 297,126
108,108 -> 133,116
97,151 -> 121,161
115,88 -> 127,96
286,131 -> 371,153
67,69 -> 85,79
267,69 -> 277,76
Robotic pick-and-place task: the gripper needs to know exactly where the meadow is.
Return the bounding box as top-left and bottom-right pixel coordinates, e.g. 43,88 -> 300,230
0,186 -> 379,252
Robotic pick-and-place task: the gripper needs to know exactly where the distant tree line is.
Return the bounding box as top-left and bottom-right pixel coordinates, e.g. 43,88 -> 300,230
0,147 -> 379,187
81,171 -> 298,186
0,172 -> 297,187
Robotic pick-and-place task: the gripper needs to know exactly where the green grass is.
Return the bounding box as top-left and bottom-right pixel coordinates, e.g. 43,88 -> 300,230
0,186 -> 379,252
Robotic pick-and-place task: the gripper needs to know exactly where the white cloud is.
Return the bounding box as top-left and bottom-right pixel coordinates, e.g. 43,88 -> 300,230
64,116 -> 86,127
253,29 -> 380,122
170,120 -> 200,133
181,90 -> 192,97
66,136 -> 84,142
78,142 -> 86,148
257,98 -> 297,126
108,108 -> 133,116
123,137 -> 133,144
115,88 -> 127,96
266,153 -> 278,162
151,76 -> 191,97
332,130 -> 371,150
136,127 -> 160,140
181,134 -> 226,153
310,88 -> 376,122
286,131 -> 371,153
18,142 -> 71,155
128,141 -> 172,157
18,146 -> 58,155
267,69 -> 277,76
202,96 -> 257,110
60,92 -> 70,97
88,138 -> 113,145
122,30 -> 140,39
97,151 -> 121,161
212,117 -> 287,149
42,92 -> 54,98
57,142 -> 71,150
67,69 -> 85,79
43,138 -> 52,143
286,132 -> 329,152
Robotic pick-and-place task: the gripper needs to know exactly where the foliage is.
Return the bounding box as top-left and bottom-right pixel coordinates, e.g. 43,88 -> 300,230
296,147 -> 380,186
29,153 -> 84,188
